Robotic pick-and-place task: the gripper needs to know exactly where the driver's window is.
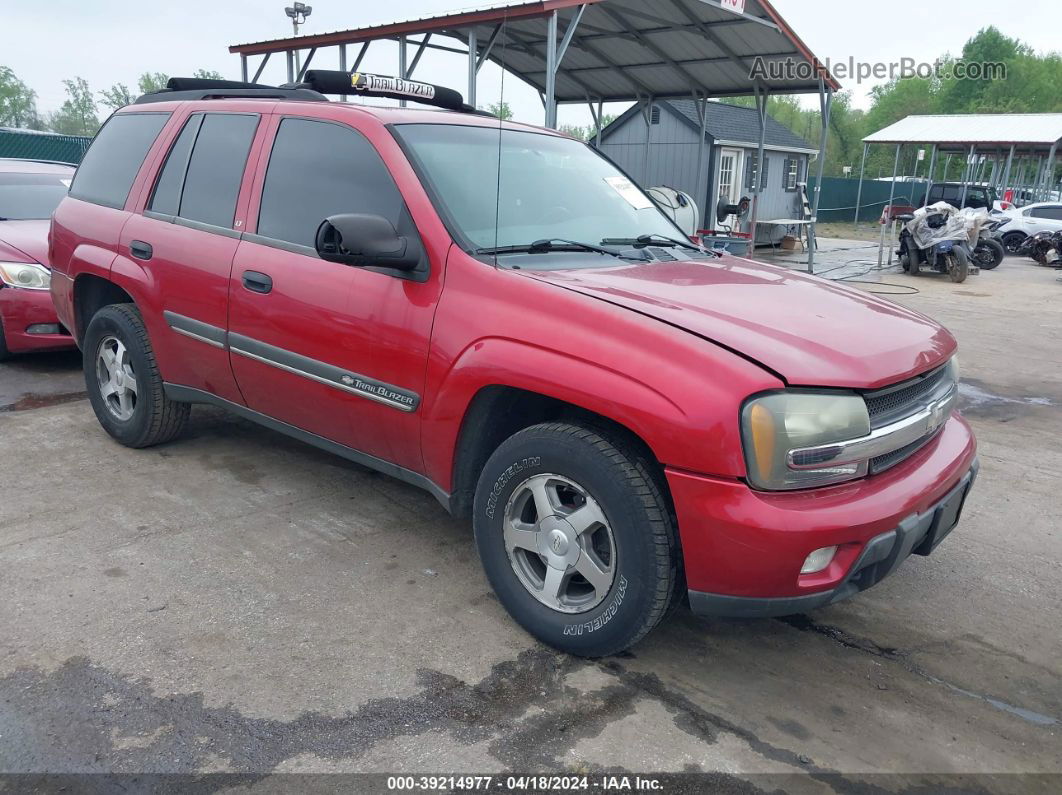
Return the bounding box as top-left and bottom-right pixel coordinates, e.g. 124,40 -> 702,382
257,117 -> 406,248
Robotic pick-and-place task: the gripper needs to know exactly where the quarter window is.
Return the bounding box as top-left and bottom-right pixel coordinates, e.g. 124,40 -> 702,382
257,117 -> 406,248
69,113 -> 170,209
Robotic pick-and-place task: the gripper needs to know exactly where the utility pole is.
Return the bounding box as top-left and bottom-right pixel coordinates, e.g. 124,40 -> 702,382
284,3 -> 313,80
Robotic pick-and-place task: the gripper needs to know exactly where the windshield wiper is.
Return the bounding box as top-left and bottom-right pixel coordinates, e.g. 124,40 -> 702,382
475,239 -> 637,260
602,233 -> 705,253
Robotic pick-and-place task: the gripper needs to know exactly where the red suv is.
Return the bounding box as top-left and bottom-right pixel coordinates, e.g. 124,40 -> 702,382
50,74 -> 977,656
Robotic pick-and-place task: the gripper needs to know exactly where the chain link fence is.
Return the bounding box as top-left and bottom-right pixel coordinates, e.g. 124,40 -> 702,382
0,127 -> 92,165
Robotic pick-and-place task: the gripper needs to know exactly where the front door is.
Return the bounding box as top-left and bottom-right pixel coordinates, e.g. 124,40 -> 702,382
716,148 -> 743,228
227,115 -> 441,471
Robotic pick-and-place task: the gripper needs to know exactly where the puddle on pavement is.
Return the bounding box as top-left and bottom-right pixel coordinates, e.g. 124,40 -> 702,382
0,390 -> 88,413
958,379 -> 1055,421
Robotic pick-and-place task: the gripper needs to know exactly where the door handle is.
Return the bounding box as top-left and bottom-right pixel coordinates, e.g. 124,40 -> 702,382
242,270 -> 273,294
130,240 -> 153,261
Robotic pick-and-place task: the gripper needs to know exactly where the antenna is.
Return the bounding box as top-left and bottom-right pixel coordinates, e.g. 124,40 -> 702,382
491,16 -> 509,267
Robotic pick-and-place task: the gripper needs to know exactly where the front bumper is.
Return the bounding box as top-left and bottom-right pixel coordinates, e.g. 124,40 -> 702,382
666,414 -> 978,617
0,285 -> 75,354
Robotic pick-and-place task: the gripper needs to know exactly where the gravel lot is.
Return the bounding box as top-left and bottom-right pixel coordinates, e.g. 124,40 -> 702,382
1,258 -> 1059,792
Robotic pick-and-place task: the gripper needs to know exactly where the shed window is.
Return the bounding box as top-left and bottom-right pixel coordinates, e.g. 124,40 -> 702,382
784,158 -> 800,192
650,106 -> 661,125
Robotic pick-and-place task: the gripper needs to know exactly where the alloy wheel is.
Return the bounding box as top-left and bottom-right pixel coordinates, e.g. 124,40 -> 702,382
502,473 -> 616,614
96,335 -> 139,421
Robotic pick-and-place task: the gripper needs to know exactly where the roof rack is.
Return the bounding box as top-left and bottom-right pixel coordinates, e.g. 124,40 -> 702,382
133,73 -> 491,116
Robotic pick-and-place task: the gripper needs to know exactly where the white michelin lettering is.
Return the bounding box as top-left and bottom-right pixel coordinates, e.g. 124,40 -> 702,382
563,576 -> 627,635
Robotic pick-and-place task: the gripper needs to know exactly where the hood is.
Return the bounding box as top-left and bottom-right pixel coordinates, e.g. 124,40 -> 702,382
522,256 -> 955,389
0,220 -> 50,266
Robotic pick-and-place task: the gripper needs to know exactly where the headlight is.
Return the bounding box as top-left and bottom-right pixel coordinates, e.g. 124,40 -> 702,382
742,391 -> 871,490
0,262 -> 51,291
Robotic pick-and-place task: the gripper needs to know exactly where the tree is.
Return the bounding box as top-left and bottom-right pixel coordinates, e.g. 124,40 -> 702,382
137,72 -> 170,95
47,77 -> 99,136
487,101 -> 513,120
98,82 -> 134,110
192,69 -> 224,80
0,65 -> 41,128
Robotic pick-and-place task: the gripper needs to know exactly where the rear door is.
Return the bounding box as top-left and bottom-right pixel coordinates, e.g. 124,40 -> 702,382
226,114 -> 442,471
121,110 -> 263,403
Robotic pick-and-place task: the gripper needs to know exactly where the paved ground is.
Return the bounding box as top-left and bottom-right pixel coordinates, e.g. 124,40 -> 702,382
1,256 -> 1060,792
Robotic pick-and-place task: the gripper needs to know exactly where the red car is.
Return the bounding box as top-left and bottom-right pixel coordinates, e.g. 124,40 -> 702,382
0,159 -> 77,359
49,74 -> 977,656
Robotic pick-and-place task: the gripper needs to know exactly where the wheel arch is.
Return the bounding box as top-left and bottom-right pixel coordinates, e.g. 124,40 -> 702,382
448,384 -> 673,520
73,273 -> 136,346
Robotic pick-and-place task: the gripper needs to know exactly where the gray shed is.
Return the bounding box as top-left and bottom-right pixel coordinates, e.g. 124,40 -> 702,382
597,99 -> 817,243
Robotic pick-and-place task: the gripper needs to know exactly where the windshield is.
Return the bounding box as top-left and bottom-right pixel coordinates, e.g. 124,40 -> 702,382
0,172 -> 71,220
395,124 -> 684,252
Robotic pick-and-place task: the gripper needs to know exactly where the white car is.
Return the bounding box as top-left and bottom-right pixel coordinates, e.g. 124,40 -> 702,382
996,202 -> 1062,254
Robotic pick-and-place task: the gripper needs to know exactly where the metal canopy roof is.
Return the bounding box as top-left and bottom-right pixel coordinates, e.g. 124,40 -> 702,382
864,114 -> 1062,148
229,0 -> 840,101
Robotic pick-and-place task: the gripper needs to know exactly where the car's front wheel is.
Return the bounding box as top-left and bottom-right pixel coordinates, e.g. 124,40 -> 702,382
83,304 -> 189,448
473,422 -> 681,657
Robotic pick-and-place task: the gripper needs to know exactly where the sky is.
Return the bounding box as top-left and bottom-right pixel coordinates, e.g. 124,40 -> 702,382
3,0 -> 1061,129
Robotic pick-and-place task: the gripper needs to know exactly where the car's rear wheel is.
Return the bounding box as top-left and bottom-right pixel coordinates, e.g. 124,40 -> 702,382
1001,231 -> 1026,255
83,304 -> 189,448
473,422 -> 680,657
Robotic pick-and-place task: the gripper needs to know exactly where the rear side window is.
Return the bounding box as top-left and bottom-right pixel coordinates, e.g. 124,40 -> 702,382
149,113 -> 258,229
69,113 -> 169,209
1031,206 -> 1062,220
257,117 -> 405,248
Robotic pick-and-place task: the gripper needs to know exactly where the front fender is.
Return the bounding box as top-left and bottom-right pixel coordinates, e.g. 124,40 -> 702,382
420,333 -> 779,493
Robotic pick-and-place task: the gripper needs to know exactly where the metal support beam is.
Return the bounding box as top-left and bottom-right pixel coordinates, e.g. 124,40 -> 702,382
748,85 -> 768,251
557,4 -> 586,65
477,25 -> 503,70
338,44 -> 348,102
543,6 -> 584,128
924,144 -> 938,207
467,29 -> 478,108
853,142 -> 868,227
351,42 -> 370,73
296,47 -> 317,82
398,36 -> 408,107
407,34 -> 432,78
641,97 -> 655,185
807,83 -> 832,273
1043,142 -> 1058,201
695,95 -> 710,230
1001,145 -> 1015,201
959,145 -> 975,207
240,54 -> 248,83
878,143 -> 901,267
251,52 -> 271,84
285,50 -> 295,83
545,11 -> 559,128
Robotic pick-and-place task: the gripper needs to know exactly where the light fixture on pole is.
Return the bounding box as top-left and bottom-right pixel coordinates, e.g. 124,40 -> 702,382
284,3 -> 313,78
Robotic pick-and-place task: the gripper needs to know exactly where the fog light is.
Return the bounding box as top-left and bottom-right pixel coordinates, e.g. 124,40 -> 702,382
26,323 -> 62,335
801,546 -> 837,575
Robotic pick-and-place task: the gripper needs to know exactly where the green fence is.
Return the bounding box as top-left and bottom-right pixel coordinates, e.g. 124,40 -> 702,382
809,177 -> 927,223
0,127 -> 92,164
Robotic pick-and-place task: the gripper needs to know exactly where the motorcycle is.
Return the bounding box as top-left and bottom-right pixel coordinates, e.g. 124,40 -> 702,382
897,204 -> 971,283
1017,229 -> 1062,266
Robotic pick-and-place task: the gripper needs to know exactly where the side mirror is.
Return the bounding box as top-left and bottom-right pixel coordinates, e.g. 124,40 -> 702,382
315,214 -> 422,271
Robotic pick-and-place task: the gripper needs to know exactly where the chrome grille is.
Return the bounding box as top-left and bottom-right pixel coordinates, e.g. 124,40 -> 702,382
862,363 -> 955,474
865,364 -> 950,429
